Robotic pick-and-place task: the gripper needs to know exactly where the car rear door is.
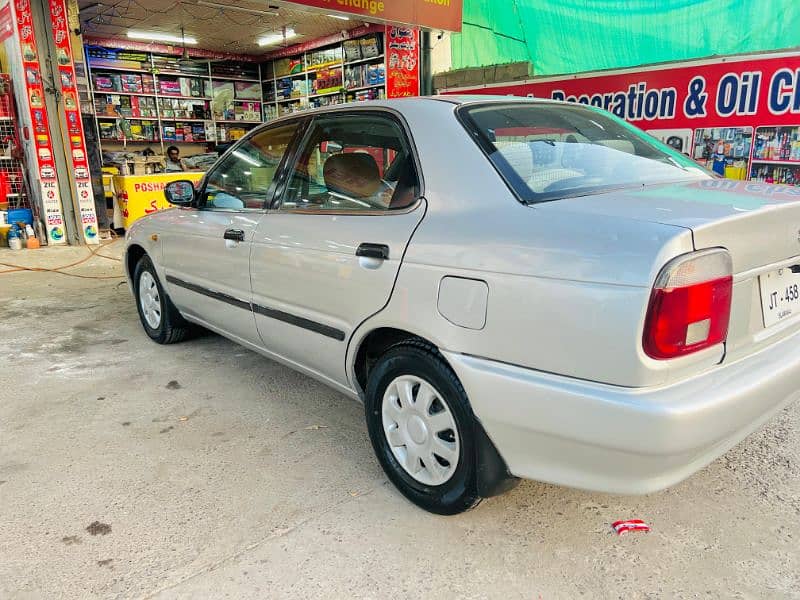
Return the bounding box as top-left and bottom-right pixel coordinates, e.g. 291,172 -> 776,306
162,120 -> 302,345
250,110 -> 425,386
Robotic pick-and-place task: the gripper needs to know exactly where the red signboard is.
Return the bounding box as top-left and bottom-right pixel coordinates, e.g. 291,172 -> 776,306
385,26 -> 420,98
48,0 -> 99,243
0,4 -> 14,42
11,0 -> 67,243
284,0 -> 462,32
448,52 -> 800,186
447,52 -> 800,129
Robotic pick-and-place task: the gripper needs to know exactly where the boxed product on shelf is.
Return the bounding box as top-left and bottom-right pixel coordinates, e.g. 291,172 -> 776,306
159,79 -> 182,95
93,74 -> 114,91
119,74 -> 143,93
359,34 -> 382,58
98,121 -> 118,139
313,68 -> 343,94
308,46 -> 342,69
163,125 -> 176,141
366,63 -> 386,86
343,39 -> 361,62
235,101 -> 261,121
276,77 -> 293,99
274,57 -> 304,77
235,81 -> 261,100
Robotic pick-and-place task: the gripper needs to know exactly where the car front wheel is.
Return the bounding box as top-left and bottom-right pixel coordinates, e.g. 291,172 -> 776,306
133,255 -> 189,344
365,341 -> 480,515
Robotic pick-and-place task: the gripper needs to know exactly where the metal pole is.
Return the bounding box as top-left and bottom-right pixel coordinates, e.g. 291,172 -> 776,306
421,30 -> 432,96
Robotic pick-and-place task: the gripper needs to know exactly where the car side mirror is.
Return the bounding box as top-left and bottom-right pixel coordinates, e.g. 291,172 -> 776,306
164,180 -> 195,206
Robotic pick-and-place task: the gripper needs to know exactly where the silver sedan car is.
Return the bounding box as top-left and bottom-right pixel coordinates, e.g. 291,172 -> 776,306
126,97 -> 800,514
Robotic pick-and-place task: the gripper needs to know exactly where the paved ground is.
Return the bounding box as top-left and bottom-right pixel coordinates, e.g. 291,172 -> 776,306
1,242 -> 799,599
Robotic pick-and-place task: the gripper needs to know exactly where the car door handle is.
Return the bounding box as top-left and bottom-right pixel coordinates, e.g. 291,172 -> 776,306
356,243 -> 389,260
223,229 -> 245,242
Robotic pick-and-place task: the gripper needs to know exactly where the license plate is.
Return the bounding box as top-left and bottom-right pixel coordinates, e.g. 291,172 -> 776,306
759,267 -> 800,328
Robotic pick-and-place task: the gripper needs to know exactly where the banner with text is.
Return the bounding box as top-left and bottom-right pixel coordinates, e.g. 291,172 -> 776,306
11,0 -> 67,244
448,53 -> 800,129
49,0 -> 99,244
285,0 -> 462,32
385,26 -> 420,98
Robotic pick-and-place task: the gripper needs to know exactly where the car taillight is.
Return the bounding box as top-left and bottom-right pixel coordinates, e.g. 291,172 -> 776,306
643,249 -> 733,360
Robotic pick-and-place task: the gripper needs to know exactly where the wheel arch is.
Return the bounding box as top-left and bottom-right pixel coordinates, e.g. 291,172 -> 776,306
350,325 -> 519,499
126,243 -> 147,281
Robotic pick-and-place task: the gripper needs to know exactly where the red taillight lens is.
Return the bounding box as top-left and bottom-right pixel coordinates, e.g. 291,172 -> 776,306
643,249 -> 733,360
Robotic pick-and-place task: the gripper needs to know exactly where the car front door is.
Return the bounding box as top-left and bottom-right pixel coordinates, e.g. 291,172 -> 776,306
250,110 -> 425,386
162,121 -> 301,345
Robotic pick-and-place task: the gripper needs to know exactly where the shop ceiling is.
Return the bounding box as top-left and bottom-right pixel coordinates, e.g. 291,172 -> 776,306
77,0 -> 368,56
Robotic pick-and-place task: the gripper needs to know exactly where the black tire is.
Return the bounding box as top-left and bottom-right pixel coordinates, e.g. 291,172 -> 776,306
365,341 -> 480,515
133,254 -> 190,344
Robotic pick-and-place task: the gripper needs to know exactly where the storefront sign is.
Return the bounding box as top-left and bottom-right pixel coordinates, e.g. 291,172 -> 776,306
385,26 -> 419,98
10,0 -> 67,244
0,4 -> 14,42
447,52 -> 800,186
284,0 -> 462,32
447,52 -> 800,129
48,0 -> 99,244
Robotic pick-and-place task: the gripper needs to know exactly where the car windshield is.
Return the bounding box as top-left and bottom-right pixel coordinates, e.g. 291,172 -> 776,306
459,102 -> 711,203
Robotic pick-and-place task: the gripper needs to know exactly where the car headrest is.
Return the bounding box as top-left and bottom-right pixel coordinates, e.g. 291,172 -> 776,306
323,153 -> 381,199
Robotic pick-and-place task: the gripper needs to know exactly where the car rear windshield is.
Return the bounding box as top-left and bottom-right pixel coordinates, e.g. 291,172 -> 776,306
458,102 -> 710,204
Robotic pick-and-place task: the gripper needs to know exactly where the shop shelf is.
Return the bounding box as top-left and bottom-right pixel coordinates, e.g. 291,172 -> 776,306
0,155 -> 16,160
155,70 -> 210,77
0,116 -> 13,120
310,89 -> 344,98
100,138 -> 161,143
275,71 -> 310,79
276,96 -> 305,104
216,120 -> 262,124
95,115 -> 158,120
88,64 -> 152,74
307,62 -> 343,72
344,54 -> 384,67
158,94 -> 212,101
158,117 -> 209,122
211,75 -> 261,83
751,159 -> 800,166
345,83 -> 385,93
92,90 -> 157,98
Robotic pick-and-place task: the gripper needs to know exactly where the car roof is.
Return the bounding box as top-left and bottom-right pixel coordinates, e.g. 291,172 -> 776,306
265,95 -> 558,122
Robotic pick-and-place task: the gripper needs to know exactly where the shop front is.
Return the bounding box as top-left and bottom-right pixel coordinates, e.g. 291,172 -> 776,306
442,51 -> 800,186
1,0 -> 463,248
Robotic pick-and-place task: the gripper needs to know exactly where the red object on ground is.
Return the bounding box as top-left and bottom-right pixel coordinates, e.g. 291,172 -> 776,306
612,519 -> 650,535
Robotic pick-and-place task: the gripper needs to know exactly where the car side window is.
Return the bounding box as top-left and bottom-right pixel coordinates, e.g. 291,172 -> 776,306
201,122 -> 299,211
279,113 -> 419,212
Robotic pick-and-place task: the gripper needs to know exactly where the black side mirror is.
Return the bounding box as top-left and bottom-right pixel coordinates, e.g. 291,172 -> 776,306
164,180 -> 196,206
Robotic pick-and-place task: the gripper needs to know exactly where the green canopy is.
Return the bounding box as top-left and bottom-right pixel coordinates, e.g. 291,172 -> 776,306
451,0 -> 800,76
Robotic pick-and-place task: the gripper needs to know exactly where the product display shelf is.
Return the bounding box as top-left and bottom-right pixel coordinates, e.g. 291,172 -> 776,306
751,159 -> 800,166
86,46 -> 265,152
262,31 -> 387,122
344,54 -> 385,67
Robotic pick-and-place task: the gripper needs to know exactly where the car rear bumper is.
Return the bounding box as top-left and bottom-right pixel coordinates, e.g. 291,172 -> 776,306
443,328 -> 800,495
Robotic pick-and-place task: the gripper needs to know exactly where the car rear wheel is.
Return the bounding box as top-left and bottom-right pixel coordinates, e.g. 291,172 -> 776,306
133,255 -> 189,344
365,341 -> 480,515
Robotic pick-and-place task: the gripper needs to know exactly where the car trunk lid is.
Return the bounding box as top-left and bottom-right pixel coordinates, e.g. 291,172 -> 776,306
539,178 -> 800,365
